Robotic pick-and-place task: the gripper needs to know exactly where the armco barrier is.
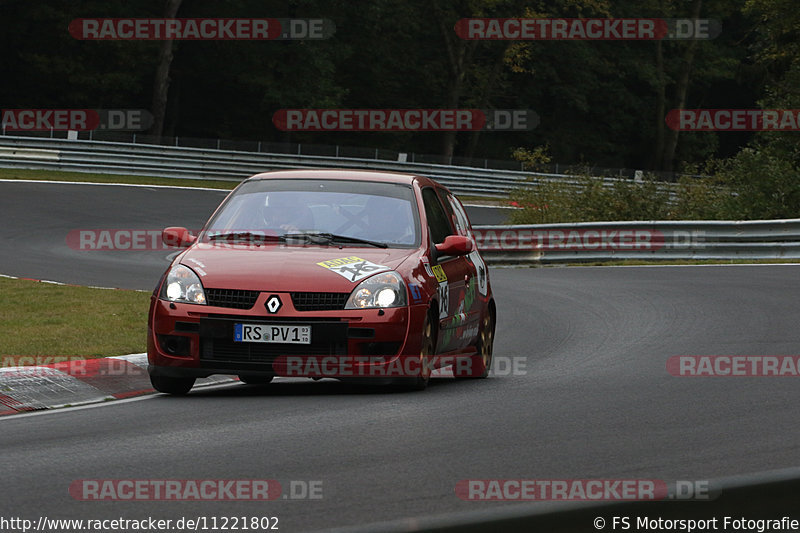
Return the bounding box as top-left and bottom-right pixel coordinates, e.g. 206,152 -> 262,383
473,219 -> 800,264
0,135 -> 670,198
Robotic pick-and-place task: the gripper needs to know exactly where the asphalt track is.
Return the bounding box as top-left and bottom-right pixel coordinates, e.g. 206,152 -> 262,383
2,180 -> 800,531
0,180 -> 509,289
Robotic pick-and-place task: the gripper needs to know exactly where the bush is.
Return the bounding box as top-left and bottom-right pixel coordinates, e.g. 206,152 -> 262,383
509,173 -> 672,224
711,143 -> 800,220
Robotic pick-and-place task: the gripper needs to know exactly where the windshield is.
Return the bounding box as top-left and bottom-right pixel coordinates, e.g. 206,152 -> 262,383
202,179 -> 420,248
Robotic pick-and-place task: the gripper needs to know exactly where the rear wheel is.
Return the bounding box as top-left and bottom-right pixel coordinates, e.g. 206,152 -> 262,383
150,375 -> 195,395
455,311 -> 494,379
238,374 -> 274,385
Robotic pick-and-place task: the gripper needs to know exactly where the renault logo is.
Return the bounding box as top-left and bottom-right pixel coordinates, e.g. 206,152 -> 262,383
265,295 -> 282,314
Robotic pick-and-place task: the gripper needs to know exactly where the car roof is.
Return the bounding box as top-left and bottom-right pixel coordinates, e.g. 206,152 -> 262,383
245,169 -> 444,190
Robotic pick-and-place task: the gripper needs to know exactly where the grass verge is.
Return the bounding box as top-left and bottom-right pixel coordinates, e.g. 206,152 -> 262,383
0,277 -> 150,360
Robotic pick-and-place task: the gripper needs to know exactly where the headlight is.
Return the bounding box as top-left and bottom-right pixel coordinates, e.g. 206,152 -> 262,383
160,264 -> 207,305
345,271 -> 407,309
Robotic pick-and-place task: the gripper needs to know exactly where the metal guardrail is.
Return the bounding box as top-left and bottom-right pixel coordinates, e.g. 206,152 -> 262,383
473,219 -> 800,264
0,135 -> 666,198
2,129 -> 686,180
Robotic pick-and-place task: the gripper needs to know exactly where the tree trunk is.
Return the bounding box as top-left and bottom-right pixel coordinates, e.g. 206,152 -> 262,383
150,0 -> 183,139
653,39 -> 666,169
661,0 -> 702,172
465,43 -> 510,161
438,12 -> 475,163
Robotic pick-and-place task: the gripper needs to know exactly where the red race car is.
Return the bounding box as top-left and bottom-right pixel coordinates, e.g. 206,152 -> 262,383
147,169 -> 495,394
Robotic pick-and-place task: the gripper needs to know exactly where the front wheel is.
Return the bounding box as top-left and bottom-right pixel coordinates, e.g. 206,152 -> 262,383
238,374 -> 274,385
150,375 -> 195,395
396,312 -> 435,390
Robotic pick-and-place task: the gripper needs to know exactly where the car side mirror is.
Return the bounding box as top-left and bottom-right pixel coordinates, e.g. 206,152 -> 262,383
162,227 -> 196,248
435,235 -> 474,256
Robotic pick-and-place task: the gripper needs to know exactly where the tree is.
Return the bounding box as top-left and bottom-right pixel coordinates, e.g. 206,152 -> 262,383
150,0 -> 183,139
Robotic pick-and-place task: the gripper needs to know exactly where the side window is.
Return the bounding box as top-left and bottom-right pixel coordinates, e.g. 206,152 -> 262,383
442,192 -> 472,238
435,188 -> 459,235
422,187 -> 454,244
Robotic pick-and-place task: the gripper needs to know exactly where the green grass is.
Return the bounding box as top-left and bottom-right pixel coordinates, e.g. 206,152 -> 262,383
0,277 -> 150,360
0,167 -> 240,189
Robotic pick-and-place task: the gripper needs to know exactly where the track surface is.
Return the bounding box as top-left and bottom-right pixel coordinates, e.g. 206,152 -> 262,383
2,181 -> 800,531
0,181 -> 508,289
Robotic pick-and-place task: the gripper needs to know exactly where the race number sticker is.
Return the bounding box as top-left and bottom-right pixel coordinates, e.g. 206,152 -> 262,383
431,264 -> 448,283
437,281 -> 449,319
317,256 -> 389,282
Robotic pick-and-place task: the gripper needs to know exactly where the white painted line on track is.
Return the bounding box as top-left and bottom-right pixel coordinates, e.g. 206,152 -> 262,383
0,273 -> 149,292
0,379 -> 247,421
0,178 -> 231,192
0,179 -> 514,206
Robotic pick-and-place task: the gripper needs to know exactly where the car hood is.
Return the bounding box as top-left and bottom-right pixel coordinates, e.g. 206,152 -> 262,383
178,244 -> 417,292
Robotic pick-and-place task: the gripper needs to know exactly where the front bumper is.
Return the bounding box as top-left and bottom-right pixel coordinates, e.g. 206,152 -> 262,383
147,294 -> 428,379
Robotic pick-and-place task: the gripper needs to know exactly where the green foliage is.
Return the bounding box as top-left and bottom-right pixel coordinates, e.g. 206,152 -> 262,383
512,145 -> 552,172
509,174 -> 672,224
712,144 -> 800,219
669,173 -> 731,220
0,0 -> 794,184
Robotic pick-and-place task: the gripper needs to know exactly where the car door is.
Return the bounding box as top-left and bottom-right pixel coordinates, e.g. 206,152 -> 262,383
438,189 -> 484,349
444,191 -> 488,302
421,187 -> 472,352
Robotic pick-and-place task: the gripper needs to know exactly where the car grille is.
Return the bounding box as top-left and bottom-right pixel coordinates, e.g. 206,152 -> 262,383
205,289 -> 260,309
291,292 -> 349,311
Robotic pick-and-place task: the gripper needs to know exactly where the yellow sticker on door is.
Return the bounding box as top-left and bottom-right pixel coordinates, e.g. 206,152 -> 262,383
431,264 -> 447,283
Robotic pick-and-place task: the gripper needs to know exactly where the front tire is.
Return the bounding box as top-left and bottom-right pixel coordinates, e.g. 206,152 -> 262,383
396,311 -> 435,390
238,374 -> 274,385
150,374 -> 195,395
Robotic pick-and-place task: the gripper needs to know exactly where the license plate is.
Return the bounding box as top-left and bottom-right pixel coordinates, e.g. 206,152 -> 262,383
234,323 -> 311,344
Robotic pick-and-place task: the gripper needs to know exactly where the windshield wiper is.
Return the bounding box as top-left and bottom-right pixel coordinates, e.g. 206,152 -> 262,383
305,232 -> 389,248
207,232 -> 286,243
